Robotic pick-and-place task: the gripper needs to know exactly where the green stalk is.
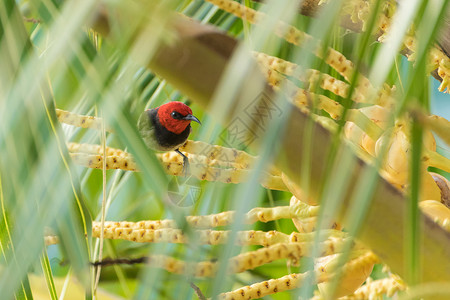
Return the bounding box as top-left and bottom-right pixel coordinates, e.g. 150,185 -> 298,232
41,250 -> 58,300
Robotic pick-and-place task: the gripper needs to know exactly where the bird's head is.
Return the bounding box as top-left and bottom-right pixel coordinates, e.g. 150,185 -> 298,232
157,101 -> 201,134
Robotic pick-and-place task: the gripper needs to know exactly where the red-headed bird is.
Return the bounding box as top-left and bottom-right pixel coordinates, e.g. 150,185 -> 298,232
138,101 -> 201,173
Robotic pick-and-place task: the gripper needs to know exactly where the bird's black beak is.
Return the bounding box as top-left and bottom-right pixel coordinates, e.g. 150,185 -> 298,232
183,114 -> 201,125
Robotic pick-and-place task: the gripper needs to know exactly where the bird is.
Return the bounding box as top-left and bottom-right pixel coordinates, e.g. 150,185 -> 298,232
138,101 -> 201,174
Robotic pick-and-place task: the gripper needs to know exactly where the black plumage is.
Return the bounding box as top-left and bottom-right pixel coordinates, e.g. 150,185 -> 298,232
148,108 -> 191,150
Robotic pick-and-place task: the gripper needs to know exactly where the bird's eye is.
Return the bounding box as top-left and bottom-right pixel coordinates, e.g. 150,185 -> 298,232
171,111 -> 182,119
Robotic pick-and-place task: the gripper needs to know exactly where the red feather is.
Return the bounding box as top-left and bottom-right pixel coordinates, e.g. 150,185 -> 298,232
157,101 -> 193,134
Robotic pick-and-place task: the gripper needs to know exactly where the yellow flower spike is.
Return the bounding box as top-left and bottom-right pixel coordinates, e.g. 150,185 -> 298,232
100,220 -> 177,230
217,250 -> 376,300
217,272 -> 322,300
386,20 -> 450,94
419,200 -> 450,232
437,59 -> 450,93
206,0 -> 387,99
92,224 -> 348,247
68,141 -> 258,172
126,242 -> 332,277
253,51 -> 368,103
161,158 -> 287,190
282,173 -> 318,205
340,275 -> 406,299
244,201 -> 320,225
181,141 -> 282,176
252,52 -> 297,74
311,114 -> 339,132
261,64 -> 383,140
228,243 -> 309,274
290,196 -> 342,233
68,144 -> 287,191
438,76 -> 450,93
341,0 -> 370,29
70,153 -> 139,171
274,19 -> 312,46
160,151 -> 241,171
377,12 -> 391,33
316,251 -> 379,299
292,88 -> 344,120
231,240 -> 348,275
92,227 -> 187,244
205,0 -> 263,24
428,48 -> 442,69
250,62 -> 343,119
180,140 -> 257,170
56,109 -> 109,131
68,142 -> 130,157
92,203 -> 320,231
321,47 -> 377,96
292,216 -> 319,233
362,1 -> 449,95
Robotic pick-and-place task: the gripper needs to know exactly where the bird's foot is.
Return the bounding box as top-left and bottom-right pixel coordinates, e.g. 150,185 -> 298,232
175,149 -> 190,177
182,156 -> 190,177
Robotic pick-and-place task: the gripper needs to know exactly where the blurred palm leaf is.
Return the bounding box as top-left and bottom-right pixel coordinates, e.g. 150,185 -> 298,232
1,0 -> 450,299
